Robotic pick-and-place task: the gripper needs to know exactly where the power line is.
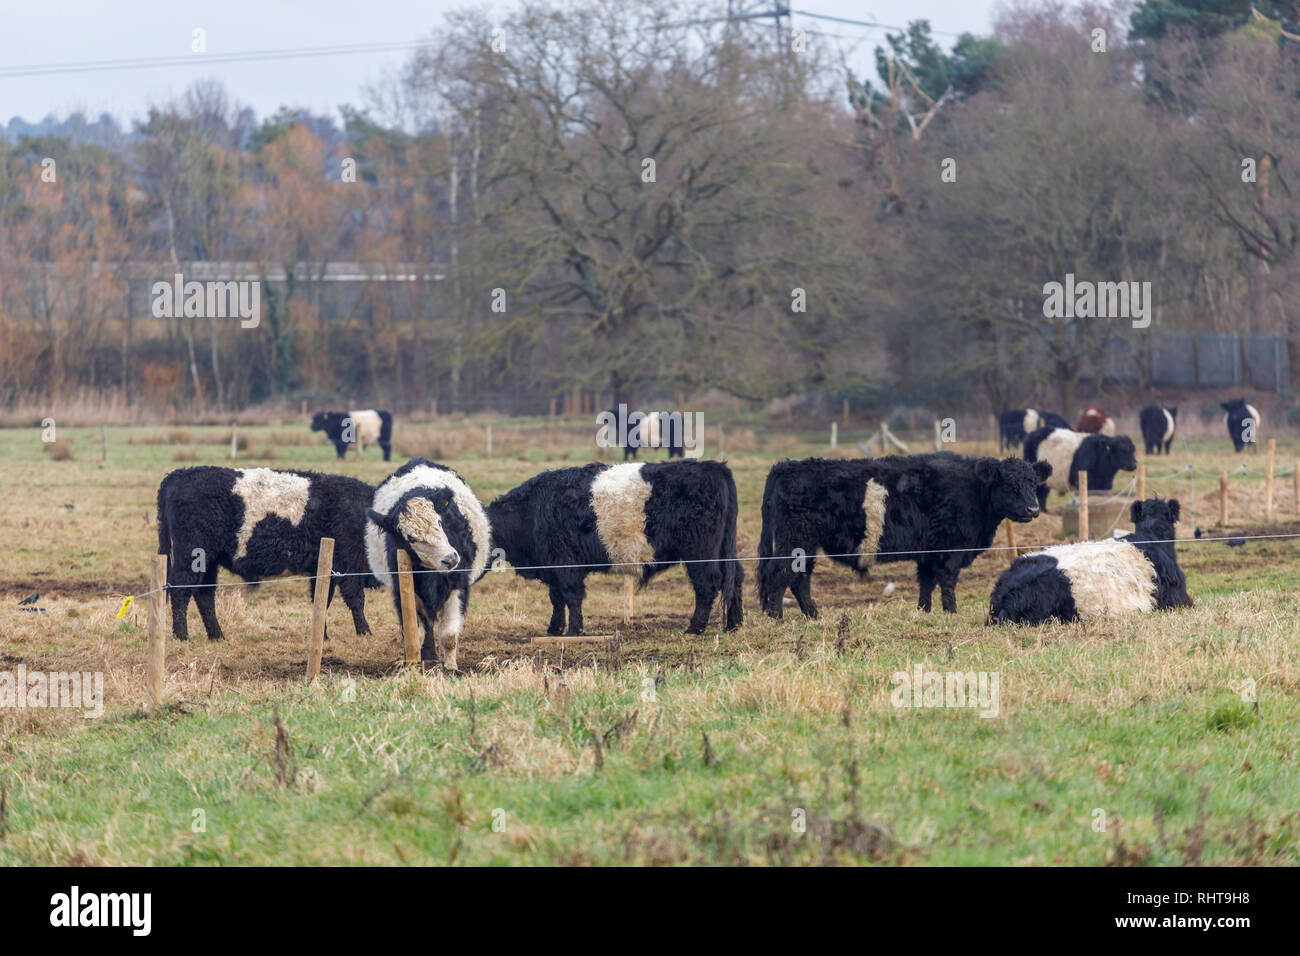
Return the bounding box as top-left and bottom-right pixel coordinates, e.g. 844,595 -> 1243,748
792,8 -> 964,38
0,40 -> 429,80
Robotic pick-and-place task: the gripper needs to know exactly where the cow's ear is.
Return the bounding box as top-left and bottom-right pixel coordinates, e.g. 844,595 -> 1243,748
1221,402 -> 1231,411
1167,499 -> 1180,523
974,458 -> 998,484
1130,501 -> 1143,524
1170,407 -> 1178,418
1033,460 -> 1052,481
367,508 -> 393,532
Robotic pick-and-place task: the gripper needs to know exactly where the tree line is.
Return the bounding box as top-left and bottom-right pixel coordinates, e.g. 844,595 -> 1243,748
0,0 -> 1297,417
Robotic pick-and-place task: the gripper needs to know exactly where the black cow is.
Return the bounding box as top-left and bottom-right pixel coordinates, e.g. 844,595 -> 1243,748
990,498 -> 1190,624
757,452 -> 1050,617
1139,404 -> 1177,455
365,459 -> 490,669
604,410 -> 686,460
156,466 -> 379,641
311,408 -> 393,460
486,460 -> 742,635
1221,399 -> 1261,453
1023,427 -> 1138,511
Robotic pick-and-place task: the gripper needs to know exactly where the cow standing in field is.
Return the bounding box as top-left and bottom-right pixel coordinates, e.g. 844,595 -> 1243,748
757,452 -> 1050,617
1139,405 -> 1177,455
1023,427 -> 1138,511
311,409 -> 394,460
1221,399 -> 1261,453
156,466 -> 380,641
989,498 -> 1190,624
1075,406 -> 1117,436
486,460 -> 742,635
365,459 -> 490,669
604,409 -> 686,460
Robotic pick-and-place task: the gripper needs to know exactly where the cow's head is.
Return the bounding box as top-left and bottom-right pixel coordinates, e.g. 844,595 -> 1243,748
975,457 -> 1049,522
1100,435 -> 1138,472
310,411 -> 333,433
1168,406 -> 1178,421
368,490 -> 460,571
1130,497 -> 1180,529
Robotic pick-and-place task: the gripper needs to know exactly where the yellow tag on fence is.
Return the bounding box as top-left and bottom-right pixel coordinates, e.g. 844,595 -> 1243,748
116,595 -> 134,619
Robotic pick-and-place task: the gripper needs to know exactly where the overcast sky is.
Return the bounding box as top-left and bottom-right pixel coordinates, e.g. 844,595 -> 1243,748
1,1 -> 1007,127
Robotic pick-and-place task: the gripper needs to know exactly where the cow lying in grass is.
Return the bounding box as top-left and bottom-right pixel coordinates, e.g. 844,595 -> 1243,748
157,466 -> 379,641
365,459 -> 490,669
1023,427 -> 1138,511
311,408 -> 394,460
757,452 -> 1049,617
989,498 -> 1190,624
486,460 -> 743,635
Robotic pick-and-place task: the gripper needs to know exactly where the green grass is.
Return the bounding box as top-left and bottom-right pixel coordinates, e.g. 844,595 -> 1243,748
1,416 -> 1299,864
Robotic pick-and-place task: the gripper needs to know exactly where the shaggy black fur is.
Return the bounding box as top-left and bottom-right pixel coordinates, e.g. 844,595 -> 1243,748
485,460 -> 742,635
156,466 -> 379,641
310,409 -> 393,460
1023,428 -> 1138,511
1139,404 -> 1177,455
366,458 -> 480,663
1221,398 -> 1257,453
989,498 -> 1190,624
756,453 -> 1051,618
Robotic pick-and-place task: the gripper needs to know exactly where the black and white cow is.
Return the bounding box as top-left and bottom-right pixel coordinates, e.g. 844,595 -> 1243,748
1221,399 -> 1261,453
311,409 -> 394,460
156,466 -> 380,641
757,452 -> 1050,617
989,498 -> 1190,624
365,459 -> 490,669
607,410 -> 686,460
998,409 -> 1070,450
485,460 -> 742,635
1139,404 -> 1177,455
1023,427 -> 1138,511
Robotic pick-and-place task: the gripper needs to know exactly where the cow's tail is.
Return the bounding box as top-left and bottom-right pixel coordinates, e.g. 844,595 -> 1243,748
719,464 -> 743,630
756,465 -> 783,617
155,473 -> 173,573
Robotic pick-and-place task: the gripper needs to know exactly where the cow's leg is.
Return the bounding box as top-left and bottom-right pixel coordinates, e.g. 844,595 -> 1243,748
791,567 -> 819,619
563,575 -> 587,636
415,603 -> 439,665
546,585 -> 567,635
195,565 -> 224,640
685,560 -> 722,634
168,563 -> 194,641
938,562 -> 960,614
379,441 -> 391,462
334,440 -> 347,459
433,588 -> 465,671
760,561 -> 792,619
339,577 -> 371,635
916,563 -> 936,613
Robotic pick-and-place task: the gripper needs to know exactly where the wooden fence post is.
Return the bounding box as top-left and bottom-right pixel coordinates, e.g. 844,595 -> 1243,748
485,423 -> 493,458
1078,470 -> 1089,540
1294,462 -> 1299,516
830,421 -> 838,451
1003,517 -> 1016,563
147,553 -> 168,705
718,424 -> 725,457
1219,470 -> 1228,527
1265,439 -> 1276,521
101,424 -> 108,462
842,397 -> 849,426
307,537 -> 334,684
229,422 -> 238,460
623,576 -> 634,626
396,550 -> 421,665
934,419 -> 942,451
1136,463 -> 1146,501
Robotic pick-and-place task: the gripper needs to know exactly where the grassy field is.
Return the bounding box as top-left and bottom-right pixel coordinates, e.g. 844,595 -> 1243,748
1,413 -> 1299,865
